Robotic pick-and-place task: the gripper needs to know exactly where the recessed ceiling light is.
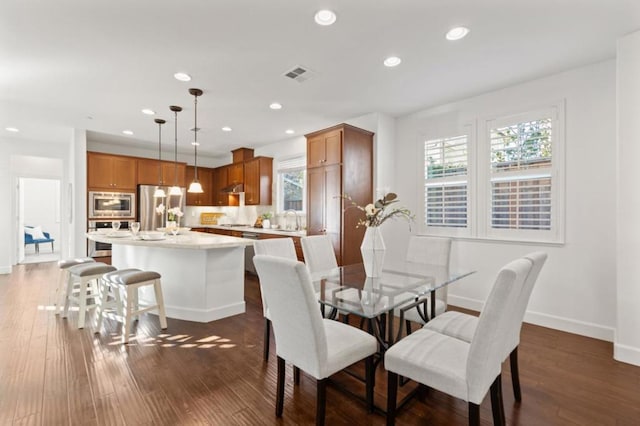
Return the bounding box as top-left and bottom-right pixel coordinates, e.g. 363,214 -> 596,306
383,56 -> 402,67
5,127 -> 19,132
141,108 -> 156,115
314,10 -> 337,26
446,26 -> 470,41
191,141 -> 200,146
222,126 -> 232,132
285,129 -> 295,135
122,130 -> 134,135
269,102 -> 282,110
174,72 -> 192,82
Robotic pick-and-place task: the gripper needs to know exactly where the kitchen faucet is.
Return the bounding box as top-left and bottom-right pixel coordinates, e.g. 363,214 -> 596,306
284,210 -> 300,231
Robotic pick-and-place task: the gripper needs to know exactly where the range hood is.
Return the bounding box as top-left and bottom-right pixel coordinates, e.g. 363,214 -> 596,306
221,182 -> 244,193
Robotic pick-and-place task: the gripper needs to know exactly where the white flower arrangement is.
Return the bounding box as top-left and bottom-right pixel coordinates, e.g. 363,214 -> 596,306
343,192 -> 414,228
155,203 -> 183,222
167,207 -> 184,222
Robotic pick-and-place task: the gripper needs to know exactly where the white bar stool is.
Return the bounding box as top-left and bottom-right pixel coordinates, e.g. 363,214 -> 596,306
55,257 -> 95,313
62,262 -> 116,328
96,269 -> 168,343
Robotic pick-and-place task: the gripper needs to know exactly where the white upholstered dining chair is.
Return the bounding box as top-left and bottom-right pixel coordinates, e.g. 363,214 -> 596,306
385,256 -> 534,426
253,237 -> 298,361
423,251 -> 547,402
301,235 -> 353,321
253,255 -> 377,426
394,236 -> 452,333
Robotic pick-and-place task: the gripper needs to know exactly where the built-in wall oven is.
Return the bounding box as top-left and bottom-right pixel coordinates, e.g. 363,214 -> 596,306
87,220 -> 131,257
88,191 -> 136,218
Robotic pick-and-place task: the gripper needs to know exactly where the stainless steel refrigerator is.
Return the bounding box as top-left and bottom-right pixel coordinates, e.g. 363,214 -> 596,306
138,185 -> 186,231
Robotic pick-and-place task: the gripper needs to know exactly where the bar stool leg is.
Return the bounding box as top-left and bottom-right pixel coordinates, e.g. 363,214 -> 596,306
54,269 -> 65,314
77,278 -> 89,329
122,285 -> 135,343
153,279 -> 168,329
95,277 -> 107,332
62,273 -> 74,318
132,286 -> 140,322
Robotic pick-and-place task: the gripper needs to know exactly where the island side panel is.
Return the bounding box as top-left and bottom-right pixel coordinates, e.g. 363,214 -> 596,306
204,246 -> 246,320
111,244 -> 245,322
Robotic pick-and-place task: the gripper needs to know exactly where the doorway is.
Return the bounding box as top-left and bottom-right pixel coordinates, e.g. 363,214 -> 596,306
18,177 -> 62,264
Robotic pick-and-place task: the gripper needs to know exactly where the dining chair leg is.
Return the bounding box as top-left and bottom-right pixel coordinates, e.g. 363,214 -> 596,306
276,356 -> 285,417
316,378 -> 327,426
365,355 -> 374,413
510,346 -> 522,402
490,374 -> 505,426
417,384 -> 429,402
468,402 -> 480,426
263,318 -> 271,362
293,366 -> 300,385
386,371 -> 398,426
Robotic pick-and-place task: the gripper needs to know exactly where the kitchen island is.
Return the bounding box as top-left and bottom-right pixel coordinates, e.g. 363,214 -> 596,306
86,231 -> 254,323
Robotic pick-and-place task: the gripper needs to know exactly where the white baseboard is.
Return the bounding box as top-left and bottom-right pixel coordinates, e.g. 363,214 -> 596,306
0,265 -> 11,275
448,295 -> 484,312
614,342 -> 640,367
448,295 -> 615,342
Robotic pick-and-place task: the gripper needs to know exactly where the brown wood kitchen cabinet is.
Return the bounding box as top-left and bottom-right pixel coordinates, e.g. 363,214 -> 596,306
307,128 -> 342,168
243,157 -> 273,205
228,163 -> 243,185
257,232 -> 304,261
305,123 -> 373,266
213,166 -> 239,207
137,158 -> 186,187
87,152 -> 137,191
185,166 -> 213,206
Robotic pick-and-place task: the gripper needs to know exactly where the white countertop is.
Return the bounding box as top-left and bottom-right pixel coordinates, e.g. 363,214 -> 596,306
86,231 -> 255,250
192,224 -> 307,238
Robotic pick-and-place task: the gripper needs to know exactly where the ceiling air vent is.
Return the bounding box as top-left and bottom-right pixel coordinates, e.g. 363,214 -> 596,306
283,65 -> 316,83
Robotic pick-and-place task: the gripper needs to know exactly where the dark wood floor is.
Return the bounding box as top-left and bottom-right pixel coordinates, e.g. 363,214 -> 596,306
1,262 -> 639,425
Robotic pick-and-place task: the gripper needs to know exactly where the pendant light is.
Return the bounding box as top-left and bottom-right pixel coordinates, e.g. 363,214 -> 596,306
187,88 -> 204,193
153,118 -> 167,198
168,105 -> 183,196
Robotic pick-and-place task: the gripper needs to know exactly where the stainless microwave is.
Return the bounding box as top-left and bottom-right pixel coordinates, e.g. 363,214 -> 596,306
88,191 -> 136,218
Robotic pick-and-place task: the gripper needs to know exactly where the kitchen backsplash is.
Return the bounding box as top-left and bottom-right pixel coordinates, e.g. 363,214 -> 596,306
183,195 -> 306,230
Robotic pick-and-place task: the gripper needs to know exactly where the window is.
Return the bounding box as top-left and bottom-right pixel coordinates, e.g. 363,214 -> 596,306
422,102 -> 564,243
489,117 -> 552,231
276,156 -> 306,213
424,134 -> 469,231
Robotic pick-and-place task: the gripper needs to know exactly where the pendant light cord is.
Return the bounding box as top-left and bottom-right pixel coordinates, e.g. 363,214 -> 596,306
194,94 -> 198,180
158,122 -> 163,185
174,109 -> 178,186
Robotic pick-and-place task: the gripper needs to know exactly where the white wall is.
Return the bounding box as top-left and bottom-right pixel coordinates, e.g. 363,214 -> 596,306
616,30 -> 640,366
389,59 -> 618,341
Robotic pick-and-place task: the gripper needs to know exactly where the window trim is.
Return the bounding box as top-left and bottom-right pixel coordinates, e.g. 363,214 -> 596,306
419,123 -> 475,238
275,155 -> 307,214
419,100 -> 565,244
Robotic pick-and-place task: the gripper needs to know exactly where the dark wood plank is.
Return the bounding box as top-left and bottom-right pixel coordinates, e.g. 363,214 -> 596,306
0,262 -> 639,425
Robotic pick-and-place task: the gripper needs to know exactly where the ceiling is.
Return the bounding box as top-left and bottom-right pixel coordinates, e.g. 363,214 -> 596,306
2,0 -> 639,157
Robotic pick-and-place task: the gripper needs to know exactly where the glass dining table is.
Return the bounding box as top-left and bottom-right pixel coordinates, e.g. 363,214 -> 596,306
312,261 -> 475,352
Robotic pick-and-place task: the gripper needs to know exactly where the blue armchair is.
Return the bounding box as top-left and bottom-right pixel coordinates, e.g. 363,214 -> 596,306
24,226 -> 55,254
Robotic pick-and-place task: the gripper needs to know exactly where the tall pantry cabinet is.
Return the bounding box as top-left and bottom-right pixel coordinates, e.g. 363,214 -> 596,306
306,123 -> 374,266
